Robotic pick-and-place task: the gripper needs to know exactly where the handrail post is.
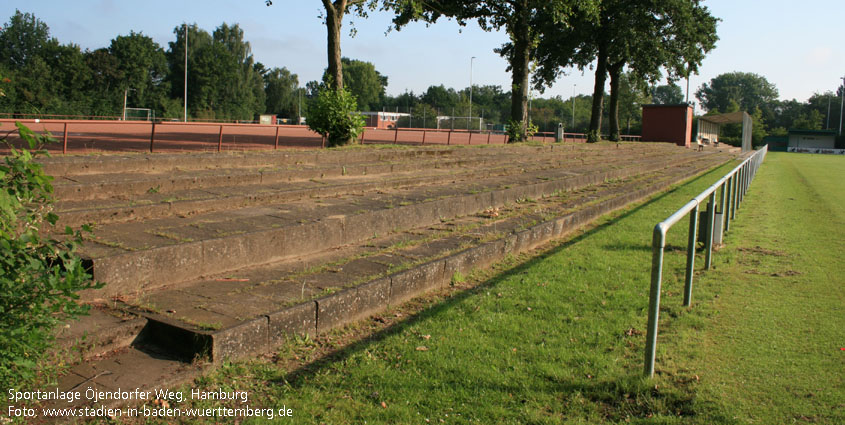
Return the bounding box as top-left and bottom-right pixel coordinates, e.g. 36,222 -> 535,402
731,173 -> 738,219
719,180 -> 728,237
644,225 -> 666,377
705,192 -> 717,270
724,177 -> 732,233
741,166 -> 746,205
62,122 -> 69,154
742,161 -> 751,199
447,130 -> 452,146
394,126 -> 399,144
274,125 -> 280,150
149,121 -> 156,153
422,129 -> 426,145
218,125 -> 224,152
683,205 -> 699,307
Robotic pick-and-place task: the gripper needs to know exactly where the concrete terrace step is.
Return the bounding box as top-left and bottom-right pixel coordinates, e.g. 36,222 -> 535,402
50,154 -> 527,202
46,143 -> 735,410
79,150 -> 720,299
53,145 -> 681,227
111,152 -> 730,361
48,143 -> 675,202
40,142 -> 677,177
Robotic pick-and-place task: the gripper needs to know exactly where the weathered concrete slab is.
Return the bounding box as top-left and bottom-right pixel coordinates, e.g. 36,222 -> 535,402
389,260 -> 446,306
81,151 -> 716,297
210,317 -> 269,361
267,301 -> 317,343
56,144 -> 733,365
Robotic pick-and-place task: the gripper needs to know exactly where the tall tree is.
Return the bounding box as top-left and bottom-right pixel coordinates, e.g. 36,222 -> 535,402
602,0 -> 718,141
166,23 -> 265,120
323,58 -> 388,110
614,0 -> 716,139
264,67 -> 300,118
108,32 -> 170,114
390,0 -> 593,142
265,0 -> 377,92
212,23 -> 266,120
696,72 -> 778,114
807,91 -> 841,130
0,10 -> 51,69
166,24 -> 212,118
533,0 -> 717,141
421,85 -> 460,110
652,84 -> 684,105
617,72 -> 650,134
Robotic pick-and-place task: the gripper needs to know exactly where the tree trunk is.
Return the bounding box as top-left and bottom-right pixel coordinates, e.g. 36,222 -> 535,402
508,0 -> 530,142
588,42 -> 608,143
323,0 -> 346,91
607,61 -> 624,142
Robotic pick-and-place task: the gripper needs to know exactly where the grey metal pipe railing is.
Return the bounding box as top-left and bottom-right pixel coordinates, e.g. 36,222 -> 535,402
644,145 -> 767,377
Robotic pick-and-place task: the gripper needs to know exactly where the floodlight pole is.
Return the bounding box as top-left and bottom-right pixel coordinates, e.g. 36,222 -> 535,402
122,88 -> 135,121
184,23 -> 188,123
469,56 -> 476,131
826,95 -> 831,129
839,76 -> 845,135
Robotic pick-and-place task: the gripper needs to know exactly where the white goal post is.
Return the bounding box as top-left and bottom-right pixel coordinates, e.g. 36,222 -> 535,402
123,108 -> 154,121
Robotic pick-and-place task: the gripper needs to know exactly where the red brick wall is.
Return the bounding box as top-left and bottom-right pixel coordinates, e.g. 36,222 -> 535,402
641,105 -> 693,148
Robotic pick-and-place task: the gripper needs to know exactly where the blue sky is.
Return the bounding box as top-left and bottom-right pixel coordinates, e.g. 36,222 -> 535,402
2,1 -> 843,108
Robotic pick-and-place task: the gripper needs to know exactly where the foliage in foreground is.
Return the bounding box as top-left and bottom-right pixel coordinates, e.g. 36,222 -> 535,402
307,86 -> 365,147
0,122 -> 100,386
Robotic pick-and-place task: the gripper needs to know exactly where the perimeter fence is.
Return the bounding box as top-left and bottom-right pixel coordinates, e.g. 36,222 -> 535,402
1,118 -> 642,154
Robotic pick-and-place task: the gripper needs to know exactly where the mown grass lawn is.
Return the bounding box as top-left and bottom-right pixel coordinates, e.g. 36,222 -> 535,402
142,151 -> 842,425
669,152 -> 845,424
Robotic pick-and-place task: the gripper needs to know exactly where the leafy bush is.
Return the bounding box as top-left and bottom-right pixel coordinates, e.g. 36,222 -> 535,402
586,129 -> 601,143
719,136 -> 741,147
307,87 -> 365,147
0,122 -> 101,386
505,120 -> 537,143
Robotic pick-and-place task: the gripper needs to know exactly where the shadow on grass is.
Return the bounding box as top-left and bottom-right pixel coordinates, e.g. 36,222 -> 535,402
272,167 -> 729,418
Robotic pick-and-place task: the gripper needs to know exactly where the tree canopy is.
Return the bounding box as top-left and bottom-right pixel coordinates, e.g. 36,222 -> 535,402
696,71 -> 779,114
264,67 -> 300,118
390,0 -> 596,141
323,58 -> 388,111
532,0 -> 717,141
652,84 -> 684,105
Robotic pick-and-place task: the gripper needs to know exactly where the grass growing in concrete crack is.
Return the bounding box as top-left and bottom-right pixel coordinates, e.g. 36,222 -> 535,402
131,153 -> 841,425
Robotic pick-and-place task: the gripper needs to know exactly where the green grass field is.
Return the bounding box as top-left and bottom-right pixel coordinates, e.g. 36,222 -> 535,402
147,152 -> 843,425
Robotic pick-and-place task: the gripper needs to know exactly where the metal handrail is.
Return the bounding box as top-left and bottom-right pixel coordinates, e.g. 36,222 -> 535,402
643,145 -> 768,377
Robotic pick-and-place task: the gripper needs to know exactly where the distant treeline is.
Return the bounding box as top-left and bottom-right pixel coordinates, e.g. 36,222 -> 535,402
0,10 -> 839,139
0,10 -> 644,132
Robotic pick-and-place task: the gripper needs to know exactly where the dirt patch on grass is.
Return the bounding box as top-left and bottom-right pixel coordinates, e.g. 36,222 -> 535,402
738,245 -> 786,257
